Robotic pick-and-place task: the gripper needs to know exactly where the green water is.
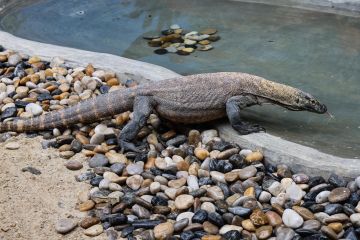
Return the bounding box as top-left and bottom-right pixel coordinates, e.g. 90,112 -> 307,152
0,0 -> 359,158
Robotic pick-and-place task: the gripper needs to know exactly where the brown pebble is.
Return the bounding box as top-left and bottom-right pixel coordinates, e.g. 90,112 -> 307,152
80,217 -> 100,229
255,225 -> 273,240
154,222 -> 174,239
250,209 -> 269,226
79,200 -> 95,211
64,160 -> 83,170
292,206 -> 315,220
245,151 -> 263,163
201,235 -> 221,240
203,221 -> 219,234
241,219 -> 256,231
327,222 -> 343,233
85,64 -> 95,76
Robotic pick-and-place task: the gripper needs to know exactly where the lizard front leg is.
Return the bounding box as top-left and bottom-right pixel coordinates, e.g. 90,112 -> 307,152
226,95 -> 266,135
119,96 -> 153,152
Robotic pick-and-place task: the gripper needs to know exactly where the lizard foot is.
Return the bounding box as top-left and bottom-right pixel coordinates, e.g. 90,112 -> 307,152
119,140 -> 146,153
232,122 -> 266,135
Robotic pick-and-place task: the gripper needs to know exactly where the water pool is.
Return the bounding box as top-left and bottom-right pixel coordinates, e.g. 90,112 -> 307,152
0,0 -> 359,158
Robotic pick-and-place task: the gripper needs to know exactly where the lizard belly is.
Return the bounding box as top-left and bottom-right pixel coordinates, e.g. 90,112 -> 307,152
156,105 -> 226,124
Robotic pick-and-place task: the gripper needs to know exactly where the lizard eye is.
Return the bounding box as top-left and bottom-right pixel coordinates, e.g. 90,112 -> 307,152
310,99 -> 316,105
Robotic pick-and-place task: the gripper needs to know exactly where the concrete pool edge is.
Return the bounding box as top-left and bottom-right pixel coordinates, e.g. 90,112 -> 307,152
0,31 -> 358,178
234,0 -> 360,17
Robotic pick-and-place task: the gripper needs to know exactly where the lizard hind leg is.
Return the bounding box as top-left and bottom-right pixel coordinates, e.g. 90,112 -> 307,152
226,95 -> 266,135
118,96 -> 153,153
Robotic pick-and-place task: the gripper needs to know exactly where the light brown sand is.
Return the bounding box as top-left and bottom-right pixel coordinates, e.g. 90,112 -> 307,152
0,135 -> 107,240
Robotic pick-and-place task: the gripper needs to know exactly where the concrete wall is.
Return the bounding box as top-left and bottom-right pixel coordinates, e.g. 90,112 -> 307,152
233,0 -> 360,17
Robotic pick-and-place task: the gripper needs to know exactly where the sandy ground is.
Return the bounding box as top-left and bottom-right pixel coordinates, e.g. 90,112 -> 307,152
0,135 -> 107,240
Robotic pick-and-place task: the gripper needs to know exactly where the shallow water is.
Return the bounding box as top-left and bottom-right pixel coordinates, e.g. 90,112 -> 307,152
0,0 -> 359,158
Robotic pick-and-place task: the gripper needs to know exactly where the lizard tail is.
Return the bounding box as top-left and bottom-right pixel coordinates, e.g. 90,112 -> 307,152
0,88 -> 135,133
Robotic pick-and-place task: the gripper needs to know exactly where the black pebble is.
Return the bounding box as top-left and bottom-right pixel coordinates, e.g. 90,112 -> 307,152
348,192 -> 360,206
328,173 -> 347,187
308,176 -> 325,188
121,226 -> 134,237
14,100 -> 30,108
208,212 -> 224,227
37,93 -> 53,101
295,228 -> 319,237
151,196 -> 168,206
90,176 -> 103,186
180,231 -> 195,240
344,227 -> 358,240
110,163 -> 125,175
343,203 -> 356,215
211,140 -> 233,151
198,177 -> 213,186
308,204 -> 325,213
99,85 -> 110,94
228,154 -> 245,169
154,49 -> 168,55
1,107 -> 17,120
324,203 -> 343,215
192,210 -> 208,224
21,166 -> 41,175
70,139 -> 83,153
223,230 -> 242,240
108,213 -> 127,226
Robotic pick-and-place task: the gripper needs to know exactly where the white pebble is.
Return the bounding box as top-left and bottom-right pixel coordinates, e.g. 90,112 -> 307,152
25,103 -> 43,116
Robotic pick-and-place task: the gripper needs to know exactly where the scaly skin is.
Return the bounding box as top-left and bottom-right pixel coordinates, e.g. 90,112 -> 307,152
0,72 -> 327,151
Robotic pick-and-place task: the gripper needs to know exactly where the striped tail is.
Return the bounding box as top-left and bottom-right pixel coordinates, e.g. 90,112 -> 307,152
0,88 -> 135,133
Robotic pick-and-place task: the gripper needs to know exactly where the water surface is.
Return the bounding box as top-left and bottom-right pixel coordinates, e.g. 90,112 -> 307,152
0,0 -> 359,158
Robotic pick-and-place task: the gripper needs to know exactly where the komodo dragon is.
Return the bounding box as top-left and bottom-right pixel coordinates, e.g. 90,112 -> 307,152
0,72 -> 327,152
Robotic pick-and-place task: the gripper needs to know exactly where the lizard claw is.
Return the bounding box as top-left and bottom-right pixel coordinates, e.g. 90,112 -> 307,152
232,122 -> 266,135
119,140 -> 147,153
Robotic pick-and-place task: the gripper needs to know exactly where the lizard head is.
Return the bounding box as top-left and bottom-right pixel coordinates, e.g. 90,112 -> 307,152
289,91 -> 327,113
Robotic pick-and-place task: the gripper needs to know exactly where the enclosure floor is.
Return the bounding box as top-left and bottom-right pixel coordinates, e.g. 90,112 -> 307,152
0,136 -> 106,240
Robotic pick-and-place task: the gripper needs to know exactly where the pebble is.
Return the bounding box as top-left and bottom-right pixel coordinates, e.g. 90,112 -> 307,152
350,213 -> 360,227
25,103 -> 43,116
7,53 -> 22,65
328,187 -> 350,203
88,154 -> 109,168
255,225 -> 273,239
316,190 -> 331,203
245,151 -> 263,163
206,186 -> 224,200
194,148 -> 209,160
282,209 -> 304,228
175,194 -> 194,210
154,222 -> 174,239
238,166 -> 257,180
126,175 -> 143,190
5,142 -> 20,150
83,224 -> 103,236
55,219 -> 77,234
64,160 -> 83,170
126,162 -> 144,175
79,217 -> 100,229
3,51 -> 360,240
265,211 -> 282,226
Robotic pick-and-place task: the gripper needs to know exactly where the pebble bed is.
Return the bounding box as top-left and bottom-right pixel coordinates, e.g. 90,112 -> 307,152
144,24 -> 219,55
1,49 -> 360,240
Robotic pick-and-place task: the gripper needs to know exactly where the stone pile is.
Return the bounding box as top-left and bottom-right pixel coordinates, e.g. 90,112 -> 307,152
144,24 -> 219,55
1,50 -> 360,240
